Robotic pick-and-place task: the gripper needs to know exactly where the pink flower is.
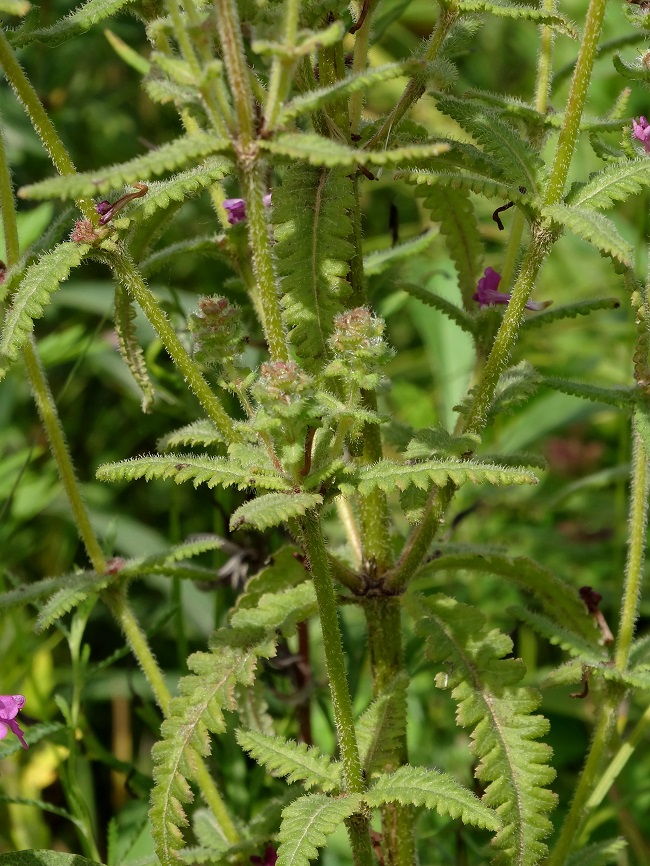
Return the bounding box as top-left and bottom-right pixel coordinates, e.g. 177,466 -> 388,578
632,117 -> 650,153
473,267 -> 551,311
223,194 -> 272,225
0,695 -> 28,749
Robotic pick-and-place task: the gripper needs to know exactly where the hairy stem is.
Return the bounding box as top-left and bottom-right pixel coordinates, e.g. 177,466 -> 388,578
349,0 -> 380,136
215,0 -> 255,144
263,0 -> 300,130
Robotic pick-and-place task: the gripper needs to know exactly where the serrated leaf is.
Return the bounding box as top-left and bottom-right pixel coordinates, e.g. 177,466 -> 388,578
0,242 -> 89,373
457,0 -> 576,36
409,594 -> 556,866
0,721 -> 66,758
542,376 -> 637,408
356,674 -> 408,775
96,454 -> 290,492
404,169 -> 534,208
512,606 -> 609,662
261,134 -> 449,168
366,765 -> 500,830
363,230 -> 438,276
158,420 -> 225,451
36,572 -> 115,631
464,88 -> 621,132
0,575 -> 76,612
277,794 -> 361,866
126,157 -> 233,220
565,160 -> 650,210
10,0 -> 136,45
229,493 -> 323,531
542,204 -> 632,267
399,282 -> 476,334
113,281 -> 154,412
233,547 -> 308,614
19,134 -> 229,200
565,838 -> 627,866
237,730 -> 340,791
522,297 -> 621,330
352,459 -> 538,496
230,582 -> 317,636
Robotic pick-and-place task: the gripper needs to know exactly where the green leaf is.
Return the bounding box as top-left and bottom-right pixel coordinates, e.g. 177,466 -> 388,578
0,853 -> 103,866
0,242 -> 89,374
278,61 -> 423,124
613,52 -> 650,82
157,420 -> 225,451
229,582 -> 317,636
366,765 -> 500,830
356,674 -> 408,776
463,89 -> 621,132
542,376 -> 637,408
457,0 -> 577,36
229,493 -> 323,531
96,454 -> 291,492
274,166 -> 353,367
565,160 -> 650,210
511,606 -> 609,663
36,572 -> 115,631
233,547 -> 308,614
10,0 -> 137,45
253,20 -> 346,59
151,637 -> 274,866
409,594 -> 556,866
19,134 -> 229,199
350,458 -> 538,496
416,186 -> 483,309
277,794 -> 361,866
522,297 -> 621,330
0,721 -> 66,758
126,157 -> 233,220
399,282 -> 475,334
542,204 -> 632,267
0,575 -> 76,612
404,168 -> 534,208
261,134 -> 449,168
237,730 -> 341,791
113,281 -> 154,413
363,230 -> 438,276
565,839 -> 627,866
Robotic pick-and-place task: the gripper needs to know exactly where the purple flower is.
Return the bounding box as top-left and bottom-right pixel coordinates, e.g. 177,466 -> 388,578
0,695 -> 28,749
473,267 -> 550,312
250,846 -> 278,866
96,200 -> 113,217
632,117 -> 650,153
223,194 -> 272,225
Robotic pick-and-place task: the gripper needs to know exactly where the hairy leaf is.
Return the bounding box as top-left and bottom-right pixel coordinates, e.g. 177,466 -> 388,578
96,454 -> 290,492
36,572 -> 115,631
405,169 -> 534,209
363,230 -> 438,276
522,297 -> 621,330
229,493 -> 323,531
113,281 -> 154,412
10,0 -> 137,45
262,134 -> 449,168
274,166 -> 353,366
366,765 -> 500,830
277,794 -> 361,866
457,0 -> 577,35
126,157 -> 233,220
19,134 -> 228,199
356,674 -> 408,776
410,594 -> 556,866
158,420 -> 225,452
0,242 -> 89,374
233,547 -> 308,614
542,376 -> 637,408
543,204 -> 632,267
229,582 -> 317,635
565,160 -> 650,210
399,282 -> 475,334
512,606 -> 609,662
565,839 -> 627,866
237,730 -> 341,791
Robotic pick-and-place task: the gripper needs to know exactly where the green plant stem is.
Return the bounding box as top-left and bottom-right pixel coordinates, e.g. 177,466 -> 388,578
104,586 -> 240,843
543,0 -> 607,206
365,3 -> 458,150
534,0 -> 556,116
263,0 -> 300,130
357,391 -> 392,571
105,253 -> 240,441
0,31 -> 95,221
349,0 -> 380,136
215,0 -> 255,144
301,511 -> 373,866
499,211 -> 526,292
365,599 -> 415,866
547,698 -> 619,866
615,420 -> 649,671
336,497 -> 363,571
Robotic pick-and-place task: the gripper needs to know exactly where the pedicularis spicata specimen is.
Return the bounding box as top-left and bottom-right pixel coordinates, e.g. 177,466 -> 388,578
2,0 -> 650,864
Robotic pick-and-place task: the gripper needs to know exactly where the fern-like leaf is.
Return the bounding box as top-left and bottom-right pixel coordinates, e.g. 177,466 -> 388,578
229,582 -> 317,635
274,166 -> 353,366
0,574 -> 77,612
565,838 -> 627,866
405,169 -> 534,208
125,157 -> 233,220
10,0 -> 136,45
522,297 -> 620,330
277,794 -> 361,866
229,493 -> 323,531
416,186 -> 483,308
233,546 -> 307,614
113,281 -> 154,412
150,637 -> 275,866
97,454 -> 290,492
262,134 -> 449,168
512,606 -> 609,662
366,765 -> 500,830
347,459 -> 538,496
19,134 -> 228,200
356,674 -> 408,776
565,159 -> 650,210
363,230 -> 438,276
399,283 -> 475,334
457,0 -> 576,35
237,730 -> 341,792
542,204 -> 632,267
36,572 -> 115,631
0,241 -> 89,375
409,593 -> 556,866
158,420 -> 225,451
0,721 -> 66,758
542,376 -> 637,408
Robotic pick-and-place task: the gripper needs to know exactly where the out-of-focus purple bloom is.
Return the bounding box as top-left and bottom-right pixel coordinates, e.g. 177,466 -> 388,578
473,267 -> 550,312
632,117 -> 650,153
0,695 -> 28,749
223,194 -> 272,225
223,198 -> 248,225
250,846 -> 278,866
96,200 -> 113,217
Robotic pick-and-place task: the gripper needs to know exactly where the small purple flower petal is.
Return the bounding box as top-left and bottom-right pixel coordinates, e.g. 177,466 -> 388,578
473,267 -> 551,311
0,695 -> 28,749
632,117 -> 650,154
262,193 -> 272,207
96,200 -> 113,216
223,198 -> 247,225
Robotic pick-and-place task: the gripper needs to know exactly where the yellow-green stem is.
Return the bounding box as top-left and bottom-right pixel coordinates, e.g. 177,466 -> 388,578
215,0 -> 255,144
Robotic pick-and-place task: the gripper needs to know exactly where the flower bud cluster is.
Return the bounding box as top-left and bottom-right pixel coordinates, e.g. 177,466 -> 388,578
251,360 -> 314,415
189,296 -> 246,367
326,307 -> 391,388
